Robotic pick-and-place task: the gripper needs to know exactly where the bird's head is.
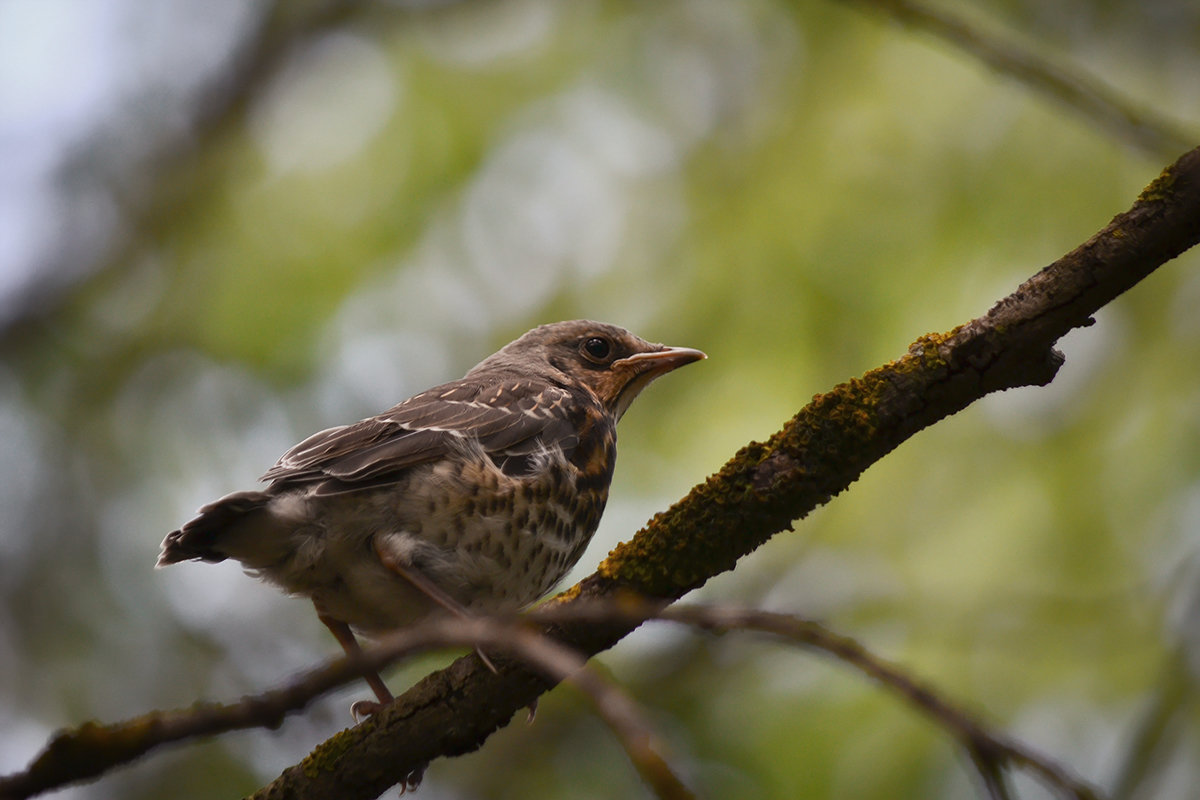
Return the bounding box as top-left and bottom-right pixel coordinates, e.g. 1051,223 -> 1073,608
471,320 -> 706,420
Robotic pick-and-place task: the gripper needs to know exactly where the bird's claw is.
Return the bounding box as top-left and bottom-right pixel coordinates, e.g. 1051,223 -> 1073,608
351,699 -> 385,723
475,646 -> 498,674
398,763 -> 427,795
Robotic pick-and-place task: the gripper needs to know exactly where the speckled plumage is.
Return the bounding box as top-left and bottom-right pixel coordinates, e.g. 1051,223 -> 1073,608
158,321 -> 703,697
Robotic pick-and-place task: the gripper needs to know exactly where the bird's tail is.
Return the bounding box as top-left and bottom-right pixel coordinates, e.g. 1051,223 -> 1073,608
157,490 -> 273,567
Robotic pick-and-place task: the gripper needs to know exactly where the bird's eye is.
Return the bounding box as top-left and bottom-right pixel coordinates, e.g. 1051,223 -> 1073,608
581,336 -> 613,363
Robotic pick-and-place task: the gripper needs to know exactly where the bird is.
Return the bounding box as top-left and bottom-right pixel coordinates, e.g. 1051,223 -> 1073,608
157,320 -> 704,715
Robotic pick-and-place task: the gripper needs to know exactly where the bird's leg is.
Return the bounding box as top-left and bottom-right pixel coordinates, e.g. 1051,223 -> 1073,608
373,540 -> 499,674
315,604 -> 395,720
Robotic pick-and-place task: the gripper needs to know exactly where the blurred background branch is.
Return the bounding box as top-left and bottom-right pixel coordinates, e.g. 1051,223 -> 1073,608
839,0 -> 1197,160
0,0 -> 368,341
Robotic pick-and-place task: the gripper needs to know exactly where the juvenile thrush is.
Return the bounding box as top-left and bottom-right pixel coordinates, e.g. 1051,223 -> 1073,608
158,320 -> 704,711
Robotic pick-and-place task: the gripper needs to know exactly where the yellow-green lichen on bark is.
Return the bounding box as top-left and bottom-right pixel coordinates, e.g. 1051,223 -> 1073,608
1138,165 -> 1177,204
31,716 -> 161,782
907,331 -> 954,371
596,440 -> 773,593
301,726 -> 359,779
548,582 -> 585,606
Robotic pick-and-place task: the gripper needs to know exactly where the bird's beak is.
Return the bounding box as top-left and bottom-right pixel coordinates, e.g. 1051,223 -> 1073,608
614,346 -> 707,377
610,345 -> 706,419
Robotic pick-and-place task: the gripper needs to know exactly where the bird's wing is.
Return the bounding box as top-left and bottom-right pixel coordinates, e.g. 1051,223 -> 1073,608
261,379 -> 581,493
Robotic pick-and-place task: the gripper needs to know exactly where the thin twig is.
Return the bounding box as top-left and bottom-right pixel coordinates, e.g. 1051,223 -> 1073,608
0,597 -> 1123,800
491,625 -> 694,800
0,615 -> 691,800
654,604 -> 1102,800
533,600 -> 1104,799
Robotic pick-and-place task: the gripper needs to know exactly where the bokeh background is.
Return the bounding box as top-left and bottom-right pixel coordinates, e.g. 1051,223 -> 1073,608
2,1 -> 1199,798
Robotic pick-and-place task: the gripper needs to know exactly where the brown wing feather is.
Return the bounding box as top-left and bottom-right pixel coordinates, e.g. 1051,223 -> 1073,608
261,378 -> 582,493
